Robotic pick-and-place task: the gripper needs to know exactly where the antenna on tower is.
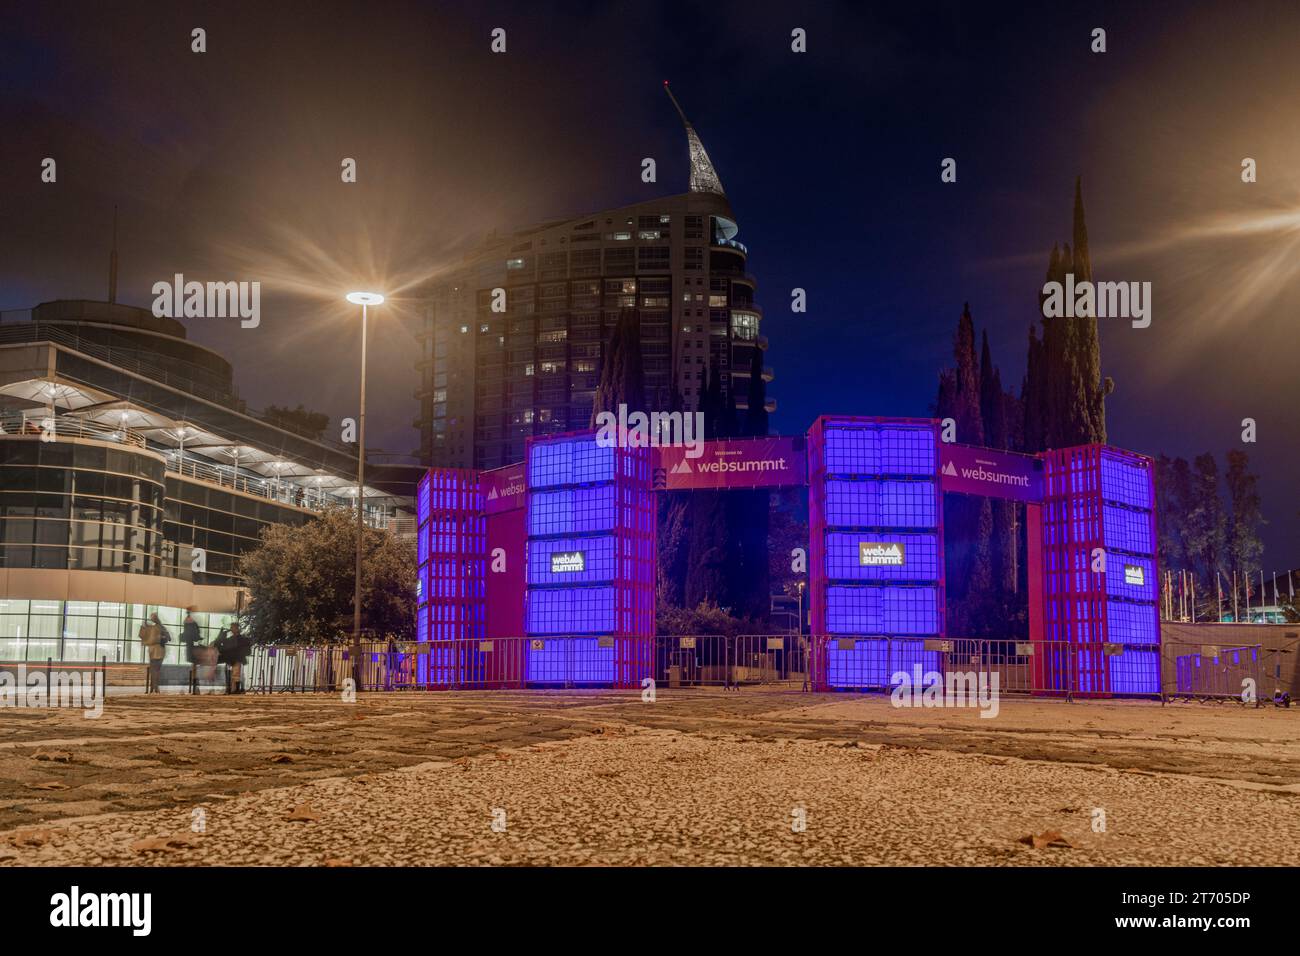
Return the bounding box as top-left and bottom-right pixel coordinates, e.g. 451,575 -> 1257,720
660,82 -> 726,197
108,205 -> 119,304
662,80 -> 689,126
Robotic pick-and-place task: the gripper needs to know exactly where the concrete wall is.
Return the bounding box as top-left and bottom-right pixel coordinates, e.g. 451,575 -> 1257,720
0,567 -> 245,614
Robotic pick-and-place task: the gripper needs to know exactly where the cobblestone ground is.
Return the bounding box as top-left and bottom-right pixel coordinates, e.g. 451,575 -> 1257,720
0,690 -> 1296,865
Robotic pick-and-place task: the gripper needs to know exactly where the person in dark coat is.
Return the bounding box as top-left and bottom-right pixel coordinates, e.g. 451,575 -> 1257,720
181,609 -> 202,664
233,622 -> 252,693
215,624 -> 236,693
217,621 -> 251,694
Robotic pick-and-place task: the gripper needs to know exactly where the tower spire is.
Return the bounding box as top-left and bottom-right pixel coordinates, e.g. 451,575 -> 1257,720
662,81 -> 726,197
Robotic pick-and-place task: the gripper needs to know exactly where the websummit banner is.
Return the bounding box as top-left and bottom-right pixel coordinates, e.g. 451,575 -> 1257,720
938,443 -> 1044,503
482,463 -> 526,513
655,437 -> 806,490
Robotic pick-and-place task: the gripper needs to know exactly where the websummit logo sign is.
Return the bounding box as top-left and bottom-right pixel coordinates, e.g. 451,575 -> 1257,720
657,437 -> 806,490
550,551 -> 585,574
859,542 -> 905,567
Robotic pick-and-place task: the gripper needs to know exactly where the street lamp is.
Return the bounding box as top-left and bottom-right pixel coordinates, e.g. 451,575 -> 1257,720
345,291 -> 384,690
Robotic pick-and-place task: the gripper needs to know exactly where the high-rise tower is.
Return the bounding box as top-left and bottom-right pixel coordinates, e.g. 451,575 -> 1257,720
414,88 -> 774,468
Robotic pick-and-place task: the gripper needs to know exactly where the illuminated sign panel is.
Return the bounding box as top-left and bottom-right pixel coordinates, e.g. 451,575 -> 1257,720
656,437 -> 806,490
859,542 -> 905,567
939,443 -> 1044,502
483,464 -> 527,514
1123,564 -> 1145,586
550,551 -> 586,574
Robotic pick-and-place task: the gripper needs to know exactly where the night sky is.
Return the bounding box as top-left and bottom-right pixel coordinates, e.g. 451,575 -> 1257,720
3,0 -> 1297,570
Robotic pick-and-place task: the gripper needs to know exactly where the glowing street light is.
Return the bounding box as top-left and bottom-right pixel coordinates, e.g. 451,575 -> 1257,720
345,291 -> 384,689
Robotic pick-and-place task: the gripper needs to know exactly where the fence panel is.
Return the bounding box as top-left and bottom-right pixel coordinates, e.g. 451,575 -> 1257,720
810,635 -> 1164,698
1162,641 -> 1262,701
238,637 -> 1261,702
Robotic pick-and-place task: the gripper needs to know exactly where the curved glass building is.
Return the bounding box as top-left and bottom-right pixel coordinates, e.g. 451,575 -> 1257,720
0,299 -> 410,671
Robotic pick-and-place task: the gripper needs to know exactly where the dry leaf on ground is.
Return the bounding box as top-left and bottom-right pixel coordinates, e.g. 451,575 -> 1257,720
32,749 -> 73,763
1018,829 -> 1075,850
131,834 -> 200,854
284,803 -> 322,822
9,828 -> 55,847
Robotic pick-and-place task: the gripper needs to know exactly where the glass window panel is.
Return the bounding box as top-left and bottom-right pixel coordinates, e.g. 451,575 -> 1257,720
25,637 -> 60,662
97,616 -> 123,642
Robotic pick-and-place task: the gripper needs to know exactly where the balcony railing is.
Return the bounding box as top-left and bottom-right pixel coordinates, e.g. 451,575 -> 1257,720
0,321 -> 239,405
711,237 -> 748,256
0,319 -> 356,454
0,409 -> 152,449
0,410 -> 390,527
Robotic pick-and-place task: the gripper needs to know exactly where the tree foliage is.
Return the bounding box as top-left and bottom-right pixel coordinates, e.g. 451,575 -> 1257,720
1225,450 -> 1265,583
589,308 -> 645,425
240,507 -> 416,643
262,403 -> 330,441
1157,450 -> 1267,606
1022,177 -> 1110,451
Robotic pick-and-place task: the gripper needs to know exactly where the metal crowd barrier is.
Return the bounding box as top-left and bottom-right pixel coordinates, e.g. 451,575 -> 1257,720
236,636 -> 1265,701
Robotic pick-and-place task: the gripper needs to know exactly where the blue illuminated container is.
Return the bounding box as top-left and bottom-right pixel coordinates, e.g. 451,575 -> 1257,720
1040,445 -> 1161,696
808,417 -> 944,688
524,432 -> 655,686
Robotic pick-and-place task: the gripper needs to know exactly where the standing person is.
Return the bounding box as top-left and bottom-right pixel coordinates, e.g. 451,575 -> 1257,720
181,608 -> 202,692
230,621 -> 251,694
215,624 -> 236,693
138,612 -> 165,693
181,608 -> 202,663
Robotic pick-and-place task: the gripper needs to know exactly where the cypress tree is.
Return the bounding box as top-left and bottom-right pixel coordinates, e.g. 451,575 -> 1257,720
953,303 -> 984,446
589,308 -> 645,424
656,387 -> 691,608
979,332 -> 1017,597
937,304 -> 989,635
732,348 -> 771,619
686,366 -> 731,609
1028,178 -> 1111,450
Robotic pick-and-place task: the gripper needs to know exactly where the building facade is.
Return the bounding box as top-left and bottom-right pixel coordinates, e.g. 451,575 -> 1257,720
416,91 -> 774,469
0,299 -> 409,669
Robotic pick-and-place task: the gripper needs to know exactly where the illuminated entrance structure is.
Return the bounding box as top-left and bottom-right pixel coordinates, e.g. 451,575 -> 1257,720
806,418 -> 944,690
523,435 -> 655,686
416,415 -> 1161,695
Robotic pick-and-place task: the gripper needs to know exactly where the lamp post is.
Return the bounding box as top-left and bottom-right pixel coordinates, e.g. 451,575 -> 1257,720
345,291 -> 384,690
